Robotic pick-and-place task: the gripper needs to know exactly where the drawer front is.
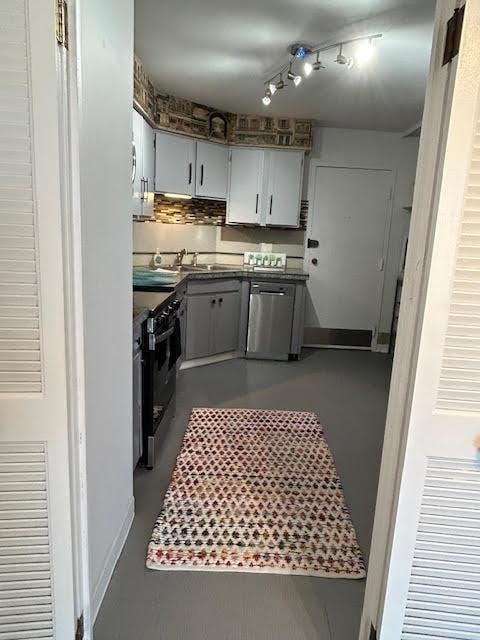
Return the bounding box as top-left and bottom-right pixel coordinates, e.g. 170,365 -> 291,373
187,278 -> 241,296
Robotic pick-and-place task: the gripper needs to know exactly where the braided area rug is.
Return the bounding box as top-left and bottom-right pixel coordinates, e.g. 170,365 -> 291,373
146,408 -> 365,579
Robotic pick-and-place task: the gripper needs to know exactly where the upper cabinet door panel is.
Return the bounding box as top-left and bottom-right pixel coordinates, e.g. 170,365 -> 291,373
227,148 -> 264,225
155,132 -> 196,196
195,141 -> 228,200
142,119 -> 155,218
132,110 -> 144,216
266,150 -> 304,227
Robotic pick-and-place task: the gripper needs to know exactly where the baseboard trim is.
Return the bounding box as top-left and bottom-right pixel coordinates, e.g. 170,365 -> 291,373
180,351 -> 242,370
303,343 -> 371,351
91,496 -> 135,622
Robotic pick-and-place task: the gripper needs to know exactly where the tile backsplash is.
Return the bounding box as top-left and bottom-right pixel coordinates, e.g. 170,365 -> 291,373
149,195 -> 308,229
153,195 -> 226,225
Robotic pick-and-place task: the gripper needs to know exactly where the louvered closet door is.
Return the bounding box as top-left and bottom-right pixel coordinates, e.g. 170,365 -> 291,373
380,2 -> 480,638
0,1 -> 75,639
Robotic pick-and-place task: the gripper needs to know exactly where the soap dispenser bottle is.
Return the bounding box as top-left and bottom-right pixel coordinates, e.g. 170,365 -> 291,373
152,248 -> 162,269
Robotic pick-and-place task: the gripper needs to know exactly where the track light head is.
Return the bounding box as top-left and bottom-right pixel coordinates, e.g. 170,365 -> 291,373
312,53 -> 325,71
275,77 -> 285,90
269,82 -> 277,95
262,95 -> 271,106
287,69 -> 302,86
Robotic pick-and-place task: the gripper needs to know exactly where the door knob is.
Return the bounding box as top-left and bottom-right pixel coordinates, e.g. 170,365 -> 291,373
311,258 -> 318,266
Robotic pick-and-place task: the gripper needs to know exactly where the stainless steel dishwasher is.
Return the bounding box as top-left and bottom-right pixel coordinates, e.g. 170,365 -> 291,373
246,281 -> 295,360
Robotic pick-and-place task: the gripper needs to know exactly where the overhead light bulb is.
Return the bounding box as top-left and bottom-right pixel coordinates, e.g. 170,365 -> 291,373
355,39 -> 375,66
269,82 -> 277,95
347,57 -> 355,69
304,61 -> 313,77
265,87 -> 272,98
262,95 -> 271,106
293,75 -> 302,87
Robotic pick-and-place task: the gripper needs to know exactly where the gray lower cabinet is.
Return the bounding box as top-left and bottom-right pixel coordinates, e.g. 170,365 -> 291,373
213,291 -> 240,354
185,279 -> 241,361
185,294 -> 214,360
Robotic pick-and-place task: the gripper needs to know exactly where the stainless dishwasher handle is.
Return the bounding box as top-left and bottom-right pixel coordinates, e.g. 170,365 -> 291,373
254,291 -> 286,296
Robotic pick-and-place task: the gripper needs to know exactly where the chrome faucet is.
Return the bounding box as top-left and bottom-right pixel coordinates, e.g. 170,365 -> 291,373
192,252 -> 199,266
175,248 -> 187,266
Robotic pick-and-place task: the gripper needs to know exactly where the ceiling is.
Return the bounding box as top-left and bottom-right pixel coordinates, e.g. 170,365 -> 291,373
134,0 -> 435,132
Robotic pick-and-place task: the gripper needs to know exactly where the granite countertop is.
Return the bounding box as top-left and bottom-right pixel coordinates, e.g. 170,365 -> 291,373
133,265 -> 309,322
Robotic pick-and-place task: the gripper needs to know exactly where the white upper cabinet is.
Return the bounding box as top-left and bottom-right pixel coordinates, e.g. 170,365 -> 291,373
132,109 -> 144,216
265,150 -> 304,227
142,118 -> 155,218
227,147 -> 304,227
195,141 -> 228,200
132,109 -> 155,218
155,131 -> 196,196
227,148 -> 265,225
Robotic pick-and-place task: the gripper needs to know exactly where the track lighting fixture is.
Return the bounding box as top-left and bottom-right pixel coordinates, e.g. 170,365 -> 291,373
262,33 -> 381,102
312,53 -> 325,72
336,45 -> 348,65
287,65 -> 302,87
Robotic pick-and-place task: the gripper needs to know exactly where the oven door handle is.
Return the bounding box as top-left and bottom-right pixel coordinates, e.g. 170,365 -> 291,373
148,325 -> 175,351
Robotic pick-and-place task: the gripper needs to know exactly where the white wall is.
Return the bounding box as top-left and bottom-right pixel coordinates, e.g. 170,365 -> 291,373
77,0 -> 134,617
305,127 -> 419,335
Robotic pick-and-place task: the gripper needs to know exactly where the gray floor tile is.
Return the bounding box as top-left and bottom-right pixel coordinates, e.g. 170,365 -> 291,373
94,349 -> 390,640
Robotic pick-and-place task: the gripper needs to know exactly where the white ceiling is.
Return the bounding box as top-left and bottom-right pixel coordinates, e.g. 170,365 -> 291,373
134,0 -> 435,132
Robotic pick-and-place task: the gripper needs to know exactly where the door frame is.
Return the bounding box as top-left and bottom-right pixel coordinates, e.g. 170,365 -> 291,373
304,160 -> 395,350
358,0 -> 461,637
56,0 -> 92,634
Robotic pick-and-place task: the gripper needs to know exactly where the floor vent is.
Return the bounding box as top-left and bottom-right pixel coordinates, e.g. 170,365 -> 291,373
401,457 -> 480,639
0,442 -> 53,639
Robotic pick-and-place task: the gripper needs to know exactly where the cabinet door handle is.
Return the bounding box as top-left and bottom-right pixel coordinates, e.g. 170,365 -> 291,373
200,164 -> 204,186
140,178 -> 145,201
212,299 -> 216,305
188,162 -> 192,185
219,297 -> 223,305
255,193 -> 259,214
269,195 -> 273,215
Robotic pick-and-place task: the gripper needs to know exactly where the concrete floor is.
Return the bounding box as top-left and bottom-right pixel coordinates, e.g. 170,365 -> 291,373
94,349 -> 391,640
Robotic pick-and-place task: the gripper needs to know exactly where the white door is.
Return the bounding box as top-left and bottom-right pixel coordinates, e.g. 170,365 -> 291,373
132,109 -> 144,216
0,1 -> 75,637
227,148 -> 264,225
155,131 -> 195,196
195,140 -> 228,200
265,150 -> 303,227
305,165 -> 393,344
374,2 -> 480,638
142,118 -> 155,218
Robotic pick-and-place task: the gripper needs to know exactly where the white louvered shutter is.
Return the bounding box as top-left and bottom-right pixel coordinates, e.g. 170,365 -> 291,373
379,2 -> 480,638
0,1 -> 76,638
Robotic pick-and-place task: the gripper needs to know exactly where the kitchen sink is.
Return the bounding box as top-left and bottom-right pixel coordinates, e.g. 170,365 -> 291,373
162,264 -> 241,273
